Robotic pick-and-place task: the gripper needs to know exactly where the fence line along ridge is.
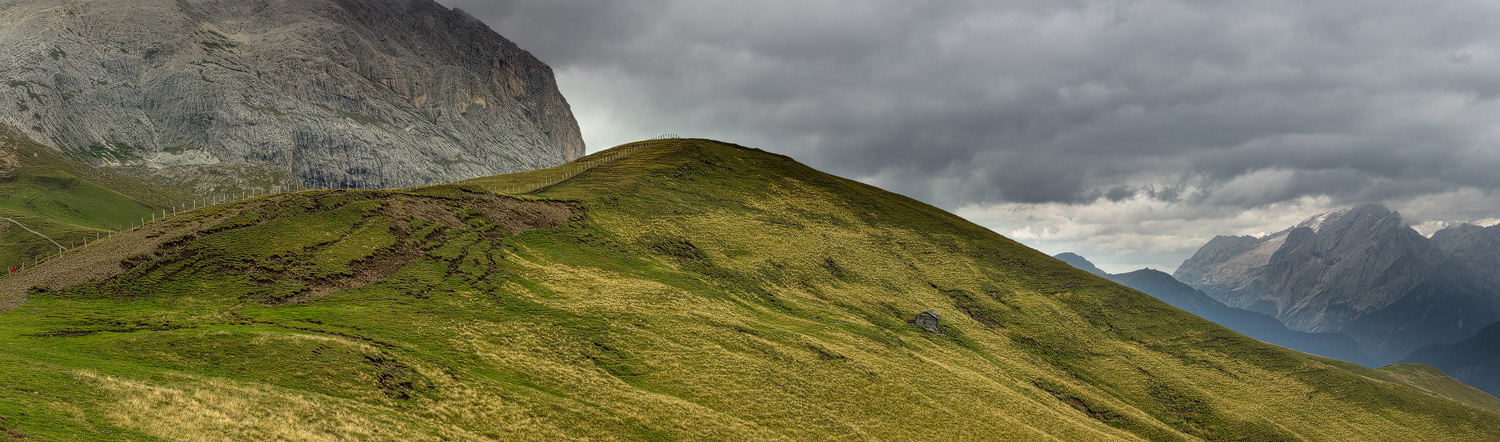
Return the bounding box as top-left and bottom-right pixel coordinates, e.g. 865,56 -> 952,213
4,142 -> 662,280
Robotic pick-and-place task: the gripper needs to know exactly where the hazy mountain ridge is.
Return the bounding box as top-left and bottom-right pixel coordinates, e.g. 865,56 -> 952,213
1174,204 -> 1500,365
1403,321 -> 1500,398
1054,253 -> 1370,365
0,0 -> 582,194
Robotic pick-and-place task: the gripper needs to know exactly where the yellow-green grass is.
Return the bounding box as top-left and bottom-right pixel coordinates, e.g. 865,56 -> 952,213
1373,364 -> 1500,414
0,139 -> 1497,441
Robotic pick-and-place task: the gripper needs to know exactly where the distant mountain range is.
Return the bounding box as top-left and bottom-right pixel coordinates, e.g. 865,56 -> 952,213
1053,253 -> 1370,365
1173,204 -> 1500,365
0,0 -> 582,194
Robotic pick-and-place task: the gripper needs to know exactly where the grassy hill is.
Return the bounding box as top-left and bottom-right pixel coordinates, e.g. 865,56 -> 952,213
0,138 -> 1497,440
1403,320 -> 1500,398
0,126 -> 182,268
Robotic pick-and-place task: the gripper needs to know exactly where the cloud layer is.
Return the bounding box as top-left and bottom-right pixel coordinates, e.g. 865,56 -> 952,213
440,0 -> 1500,272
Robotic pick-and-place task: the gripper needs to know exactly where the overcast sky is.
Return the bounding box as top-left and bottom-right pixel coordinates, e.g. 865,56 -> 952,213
438,0 -> 1500,273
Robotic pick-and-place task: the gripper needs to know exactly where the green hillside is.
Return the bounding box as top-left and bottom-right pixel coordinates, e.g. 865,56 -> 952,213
0,126 -> 181,268
0,138 -> 1497,441
1374,364 -> 1500,414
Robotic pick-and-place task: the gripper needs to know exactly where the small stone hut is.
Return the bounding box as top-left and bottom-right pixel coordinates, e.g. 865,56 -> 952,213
912,310 -> 942,335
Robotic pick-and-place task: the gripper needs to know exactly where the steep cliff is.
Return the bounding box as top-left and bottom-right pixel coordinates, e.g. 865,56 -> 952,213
0,0 -> 583,193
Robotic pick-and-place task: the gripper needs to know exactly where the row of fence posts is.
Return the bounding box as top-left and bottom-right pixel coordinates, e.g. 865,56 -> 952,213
3,140 -> 669,280
488,144 -> 648,194
4,186 -> 286,280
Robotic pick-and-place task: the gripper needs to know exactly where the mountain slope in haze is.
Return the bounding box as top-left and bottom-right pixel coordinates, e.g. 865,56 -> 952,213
1174,205 -> 1500,365
1053,253 -> 1370,365
0,125 -> 179,269
1053,252 -> 1108,277
1,139 -> 1498,441
1403,320 -> 1500,399
0,0 -> 582,194
1431,223 -> 1500,279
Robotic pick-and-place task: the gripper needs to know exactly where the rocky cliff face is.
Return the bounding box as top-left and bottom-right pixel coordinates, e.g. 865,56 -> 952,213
1174,205 -> 1500,364
0,0 -> 583,192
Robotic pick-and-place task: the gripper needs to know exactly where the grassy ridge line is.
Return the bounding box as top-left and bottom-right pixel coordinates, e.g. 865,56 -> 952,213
451,142 -> 652,195
521,139 -> 1500,437
1374,364 -> 1500,414
0,139 -> 1498,440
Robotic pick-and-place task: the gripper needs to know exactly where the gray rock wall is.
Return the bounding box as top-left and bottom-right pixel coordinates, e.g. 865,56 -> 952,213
0,0 -> 583,192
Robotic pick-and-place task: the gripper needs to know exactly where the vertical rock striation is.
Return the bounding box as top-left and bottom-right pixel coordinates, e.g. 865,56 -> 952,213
0,0 -> 583,193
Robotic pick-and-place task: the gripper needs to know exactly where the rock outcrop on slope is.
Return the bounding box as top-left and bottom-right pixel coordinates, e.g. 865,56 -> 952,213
1173,205 -> 1500,365
1054,253 -> 1370,365
0,0 -> 583,193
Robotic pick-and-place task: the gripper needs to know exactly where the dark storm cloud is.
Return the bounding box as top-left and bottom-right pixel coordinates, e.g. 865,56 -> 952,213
439,0 -> 1500,270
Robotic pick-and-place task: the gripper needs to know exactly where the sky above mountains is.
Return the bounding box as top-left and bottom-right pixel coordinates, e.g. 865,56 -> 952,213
438,0 -> 1500,273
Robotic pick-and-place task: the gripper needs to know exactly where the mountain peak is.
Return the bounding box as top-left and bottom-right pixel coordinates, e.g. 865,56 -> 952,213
0,0 -> 583,195
1290,204 -> 1400,235
1295,207 -> 1352,233
1175,201 -> 1500,364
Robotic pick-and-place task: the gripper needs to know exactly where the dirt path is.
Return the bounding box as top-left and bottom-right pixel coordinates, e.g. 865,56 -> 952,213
0,216 -> 62,249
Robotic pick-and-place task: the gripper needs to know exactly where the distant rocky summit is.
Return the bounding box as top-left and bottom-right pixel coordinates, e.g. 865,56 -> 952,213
1430,223 -> 1500,280
0,0 -> 583,192
1174,205 -> 1500,364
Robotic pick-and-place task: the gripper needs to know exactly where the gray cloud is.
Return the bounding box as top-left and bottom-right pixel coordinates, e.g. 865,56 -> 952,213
440,0 -> 1500,271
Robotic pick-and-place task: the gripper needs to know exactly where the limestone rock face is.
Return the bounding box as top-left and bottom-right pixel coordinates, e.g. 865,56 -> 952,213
1174,204 -> 1500,364
0,0 -> 583,191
